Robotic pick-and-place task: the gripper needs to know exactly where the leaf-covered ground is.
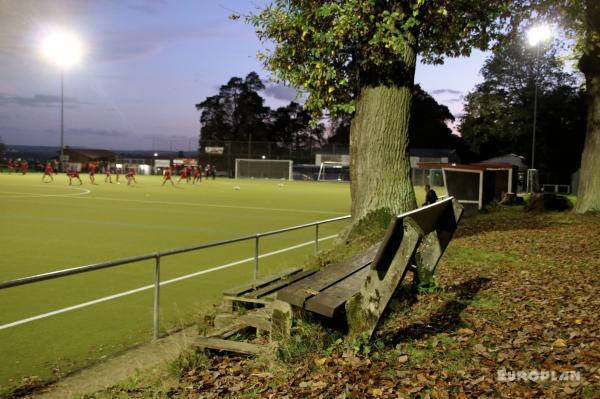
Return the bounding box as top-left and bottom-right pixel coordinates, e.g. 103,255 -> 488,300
90,209 -> 600,399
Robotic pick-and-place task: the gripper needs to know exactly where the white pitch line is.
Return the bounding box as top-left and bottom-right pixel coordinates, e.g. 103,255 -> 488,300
0,234 -> 338,331
0,187 -> 91,199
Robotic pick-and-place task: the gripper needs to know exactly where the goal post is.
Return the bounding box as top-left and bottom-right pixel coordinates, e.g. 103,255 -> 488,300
235,159 -> 293,180
317,161 -> 346,181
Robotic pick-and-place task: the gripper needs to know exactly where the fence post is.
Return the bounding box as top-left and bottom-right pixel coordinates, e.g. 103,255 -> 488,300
254,235 -> 260,280
153,253 -> 160,341
315,224 -> 319,255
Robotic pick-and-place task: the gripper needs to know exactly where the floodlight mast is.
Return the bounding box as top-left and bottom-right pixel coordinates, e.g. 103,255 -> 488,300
42,31 -> 83,170
526,24 -> 552,193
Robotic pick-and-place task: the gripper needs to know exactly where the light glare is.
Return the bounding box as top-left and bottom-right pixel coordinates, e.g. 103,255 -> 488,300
42,31 -> 83,68
527,25 -> 552,46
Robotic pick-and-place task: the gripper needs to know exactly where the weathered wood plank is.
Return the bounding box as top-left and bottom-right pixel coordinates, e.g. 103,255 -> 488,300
246,269 -> 318,299
194,337 -> 269,355
222,267 -> 303,297
238,312 -> 272,332
304,266 -> 370,317
222,296 -> 274,306
277,245 -> 380,307
346,219 -> 422,341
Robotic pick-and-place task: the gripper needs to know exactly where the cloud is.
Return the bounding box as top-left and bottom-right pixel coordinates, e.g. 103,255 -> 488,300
431,89 -> 463,95
0,93 -> 89,108
445,96 -> 465,103
263,84 -> 301,102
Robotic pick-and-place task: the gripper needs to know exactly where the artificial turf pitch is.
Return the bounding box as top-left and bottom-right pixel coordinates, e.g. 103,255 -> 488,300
0,172 -> 435,387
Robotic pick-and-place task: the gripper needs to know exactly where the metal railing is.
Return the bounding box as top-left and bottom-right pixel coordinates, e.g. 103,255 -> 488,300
0,214 -> 351,340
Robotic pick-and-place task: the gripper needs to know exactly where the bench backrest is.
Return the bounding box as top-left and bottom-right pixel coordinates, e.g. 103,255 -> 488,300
371,196 -> 462,278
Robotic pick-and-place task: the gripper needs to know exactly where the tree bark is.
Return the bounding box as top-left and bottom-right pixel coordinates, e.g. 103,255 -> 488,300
575,0 -> 600,213
349,55 -> 418,225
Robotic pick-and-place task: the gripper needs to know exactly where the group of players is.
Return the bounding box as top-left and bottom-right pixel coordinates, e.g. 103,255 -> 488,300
6,159 -> 29,175
161,165 -> 215,186
6,158 -> 216,187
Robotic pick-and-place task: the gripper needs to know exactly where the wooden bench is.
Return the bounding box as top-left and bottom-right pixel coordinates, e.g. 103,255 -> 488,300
196,197 -> 463,352
278,196 -> 463,339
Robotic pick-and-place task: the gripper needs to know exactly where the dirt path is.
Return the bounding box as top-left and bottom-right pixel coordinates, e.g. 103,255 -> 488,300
30,326 -> 198,399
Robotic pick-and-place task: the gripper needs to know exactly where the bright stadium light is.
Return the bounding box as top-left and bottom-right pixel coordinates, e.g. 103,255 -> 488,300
42,31 -> 83,69
527,24 -> 552,47
41,30 -> 84,171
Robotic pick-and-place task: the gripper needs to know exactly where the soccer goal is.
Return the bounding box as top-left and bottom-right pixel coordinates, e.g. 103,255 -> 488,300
317,161 -> 346,181
235,159 -> 293,180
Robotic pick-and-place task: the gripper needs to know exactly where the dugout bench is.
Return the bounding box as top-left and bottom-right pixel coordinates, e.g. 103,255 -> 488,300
196,197 -> 463,354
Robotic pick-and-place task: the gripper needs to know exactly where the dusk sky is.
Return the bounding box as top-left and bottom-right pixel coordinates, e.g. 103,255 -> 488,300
0,0 -> 488,151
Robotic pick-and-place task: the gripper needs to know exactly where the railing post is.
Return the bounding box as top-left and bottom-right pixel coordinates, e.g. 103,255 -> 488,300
315,224 -> 319,255
254,235 -> 259,280
254,234 -> 260,280
153,253 -> 160,341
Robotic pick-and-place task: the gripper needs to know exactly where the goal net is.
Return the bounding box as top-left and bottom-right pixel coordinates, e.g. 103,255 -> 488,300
317,161 -> 347,181
235,159 -> 293,180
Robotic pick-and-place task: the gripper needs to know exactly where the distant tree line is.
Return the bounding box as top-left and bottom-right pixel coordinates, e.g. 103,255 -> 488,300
195,72 -> 467,157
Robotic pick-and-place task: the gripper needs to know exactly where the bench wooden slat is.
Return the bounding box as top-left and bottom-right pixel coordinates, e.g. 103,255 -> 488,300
246,269 -> 318,299
195,337 -> 269,355
276,245 -> 379,307
222,267 -> 303,297
304,266 -> 371,317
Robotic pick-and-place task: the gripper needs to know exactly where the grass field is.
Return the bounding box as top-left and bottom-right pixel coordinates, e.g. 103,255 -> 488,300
0,172 -> 437,388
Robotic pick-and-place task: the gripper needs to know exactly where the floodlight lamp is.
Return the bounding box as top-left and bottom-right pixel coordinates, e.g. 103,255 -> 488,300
527,25 -> 552,47
42,31 -> 83,69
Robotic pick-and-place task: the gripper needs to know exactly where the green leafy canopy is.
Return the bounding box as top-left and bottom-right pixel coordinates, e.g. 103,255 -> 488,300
249,0 -> 516,118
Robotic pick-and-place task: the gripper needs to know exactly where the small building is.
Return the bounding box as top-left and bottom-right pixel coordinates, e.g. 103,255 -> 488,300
479,153 -> 528,171
409,148 -> 461,167
62,148 -> 117,164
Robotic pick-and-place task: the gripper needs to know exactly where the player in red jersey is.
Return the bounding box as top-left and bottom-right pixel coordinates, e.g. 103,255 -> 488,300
89,162 -> 97,185
126,168 -> 137,185
177,166 -> 190,183
7,159 -> 14,174
104,163 -> 113,183
20,160 -> 28,175
192,166 -> 202,184
67,167 -> 83,185
42,162 -> 54,182
162,167 -> 174,186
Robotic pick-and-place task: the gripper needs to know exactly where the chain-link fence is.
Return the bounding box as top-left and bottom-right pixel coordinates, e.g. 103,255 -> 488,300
198,140 -> 349,178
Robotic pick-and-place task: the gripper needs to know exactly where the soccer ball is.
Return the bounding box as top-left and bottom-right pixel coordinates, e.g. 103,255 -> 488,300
233,186 -> 241,190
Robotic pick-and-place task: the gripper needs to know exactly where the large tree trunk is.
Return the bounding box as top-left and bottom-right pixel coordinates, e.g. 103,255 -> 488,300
575,0 -> 600,213
349,50 -> 418,225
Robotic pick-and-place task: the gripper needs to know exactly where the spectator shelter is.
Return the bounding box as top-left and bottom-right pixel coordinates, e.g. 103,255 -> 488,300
439,163 -> 516,213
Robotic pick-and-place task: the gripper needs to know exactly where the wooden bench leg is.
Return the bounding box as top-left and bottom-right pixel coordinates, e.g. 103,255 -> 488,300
270,300 -> 292,341
345,219 -> 421,341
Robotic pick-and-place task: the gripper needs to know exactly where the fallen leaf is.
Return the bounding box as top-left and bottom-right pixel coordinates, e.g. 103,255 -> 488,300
457,328 -> 474,336
553,338 -> 567,348
314,357 -> 328,366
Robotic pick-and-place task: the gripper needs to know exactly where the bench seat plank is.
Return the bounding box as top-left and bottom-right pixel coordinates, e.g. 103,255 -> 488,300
277,245 -> 379,307
304,266 -> 371,317
222,267 -> 303,297
246,269 -> 318,299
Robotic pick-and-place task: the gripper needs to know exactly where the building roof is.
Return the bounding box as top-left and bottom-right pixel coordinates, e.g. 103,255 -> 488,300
409,148 -> 458,157
480,154 -> 528,169
65,148 -> 116,160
